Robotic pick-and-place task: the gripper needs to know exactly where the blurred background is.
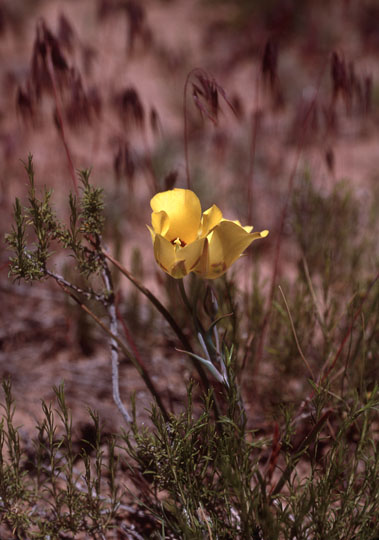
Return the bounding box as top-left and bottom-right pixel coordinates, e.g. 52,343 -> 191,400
0,0 -> 378,434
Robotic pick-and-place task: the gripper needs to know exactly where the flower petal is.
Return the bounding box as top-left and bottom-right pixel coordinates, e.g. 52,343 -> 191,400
151,210 -> 169,236
153,234 -> 206,279
195,220 -> 269,279
179,238 -> 206,271
225,219 -> 253,233
147,225 -> 155,243
200,204 -> 223,237
151,188 -> 202,244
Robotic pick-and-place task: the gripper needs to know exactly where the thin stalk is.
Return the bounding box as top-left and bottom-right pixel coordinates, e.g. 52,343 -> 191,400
178,278 -> 194,317
178,278 -> 208,348
142,131 -> 159,194
178,277 -> 207,336
102,251 -> 224,421
101,261 -> 132,425
45,269 -> 106,302
247,106 -> 261,226
56,270 -> 170,424
114,295 -> 170,422
270,409 -> 333,498
254,68 -> 325,378
319,272 -> 379,384
278,285 -> 314,380
302,256 -> 328,339
177,278 -> 222,420
292,274 -> 378,432
45,43 -> 78,195
183,69 -> 194,189
183,67 -> 237,189
102,249 -> 212,392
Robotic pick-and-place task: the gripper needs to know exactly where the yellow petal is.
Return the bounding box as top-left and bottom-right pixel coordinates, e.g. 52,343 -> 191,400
195,221 -> 268,279
150,188 -> 202,244
151,210 -> 169,236
179,238 -> 206,271
153,234 -> 206,279
147,225 -> 155,243
200,205 -> 223,237
224,218 -> 253,233
193,236 -> 209,276
153,234 -> 176,274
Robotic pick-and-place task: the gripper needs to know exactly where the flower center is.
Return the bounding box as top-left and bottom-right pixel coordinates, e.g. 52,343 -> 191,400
172,237 -> 186,247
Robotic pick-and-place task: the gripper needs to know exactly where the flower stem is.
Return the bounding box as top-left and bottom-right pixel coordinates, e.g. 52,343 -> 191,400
177,278 -> 223,423
102,249 -> 212,392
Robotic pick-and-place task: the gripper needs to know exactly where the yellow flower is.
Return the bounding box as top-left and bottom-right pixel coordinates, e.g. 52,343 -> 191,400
149,188 -> 268,279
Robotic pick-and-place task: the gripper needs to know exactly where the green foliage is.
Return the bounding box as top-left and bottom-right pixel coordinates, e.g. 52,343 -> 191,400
1,378 -> 378,538
3,157 -> 378,538
78,168 -> 105,237
0,380 -> 119,539
5,156 -> 57,281
122,383 -> 379,539
291,175 -> 372,287
5,155 -> 105,282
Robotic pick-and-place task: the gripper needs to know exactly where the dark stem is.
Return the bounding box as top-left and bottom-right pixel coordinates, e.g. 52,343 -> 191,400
102,249 -> 212,392
183,67 -> 206,190
247,88 -> 261,226
115,294 -> 170,422
183,69 -> 193,189
177,278 -> 222,423
45,44 -> 78,195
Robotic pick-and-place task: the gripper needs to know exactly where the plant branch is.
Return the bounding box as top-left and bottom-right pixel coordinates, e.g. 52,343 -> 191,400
45,269 -> 106,302
55,278 -> 132,425
101,249 -> 212,392
100,260 -> 132,425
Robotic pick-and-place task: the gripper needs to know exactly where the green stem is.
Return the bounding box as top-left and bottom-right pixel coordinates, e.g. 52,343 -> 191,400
177,278 -> 223,423
178,278 -> 193,315
102,250 -> 212,393
178,277 -> 205,335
